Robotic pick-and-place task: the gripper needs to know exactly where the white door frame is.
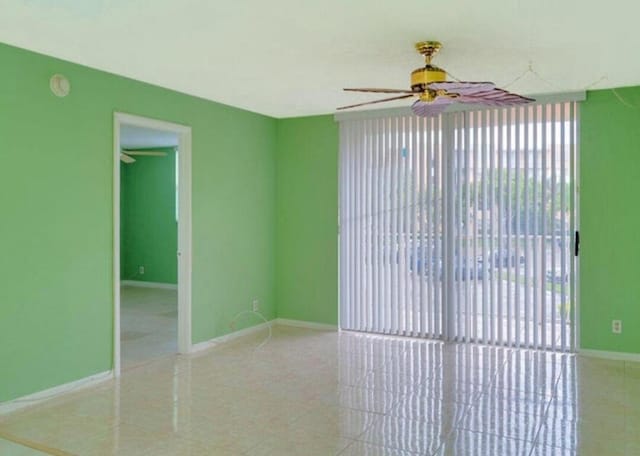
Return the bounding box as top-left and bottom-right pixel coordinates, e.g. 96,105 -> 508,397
113,112 -> 193,377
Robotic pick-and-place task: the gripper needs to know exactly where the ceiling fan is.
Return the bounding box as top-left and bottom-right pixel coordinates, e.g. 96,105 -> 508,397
120,149 -> 168,164
338,41 -> 534,117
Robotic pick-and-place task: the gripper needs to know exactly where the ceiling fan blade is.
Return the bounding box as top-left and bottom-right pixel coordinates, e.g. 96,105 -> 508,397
337,94 -> 415,111
456,88 -> 535,106
120,153 -> 136,164
428,81 -> 496,95
344,88 -> 414,94
121,150 -> 168,157
411,98 -> 453,117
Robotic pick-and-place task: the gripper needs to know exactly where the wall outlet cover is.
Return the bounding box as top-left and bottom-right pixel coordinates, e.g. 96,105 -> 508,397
612,320 -> 622,334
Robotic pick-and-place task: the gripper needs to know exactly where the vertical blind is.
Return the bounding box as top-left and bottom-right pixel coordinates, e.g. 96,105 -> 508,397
339,99 -> 579,351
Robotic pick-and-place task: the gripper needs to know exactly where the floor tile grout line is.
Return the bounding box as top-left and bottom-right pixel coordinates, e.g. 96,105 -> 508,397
526,354 -> 567,455
430,345 -> 516,455
0,431 -> 77,456
334,412 -> 387,456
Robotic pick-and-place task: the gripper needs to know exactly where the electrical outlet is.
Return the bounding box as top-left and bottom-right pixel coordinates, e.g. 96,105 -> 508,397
139,265 -> 145,275
252,299 -> 259,312
612,320 -> 622,334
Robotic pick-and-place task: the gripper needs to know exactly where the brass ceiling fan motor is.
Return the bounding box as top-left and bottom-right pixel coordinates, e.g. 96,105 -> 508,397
411,41 -> 447,97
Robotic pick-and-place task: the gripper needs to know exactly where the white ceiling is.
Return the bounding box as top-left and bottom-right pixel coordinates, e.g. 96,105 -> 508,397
120,124 -> 178,149
1,0 -> 639,118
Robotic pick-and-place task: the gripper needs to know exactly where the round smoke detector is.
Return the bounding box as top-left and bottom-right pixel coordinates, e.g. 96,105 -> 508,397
50,74 -> 71,97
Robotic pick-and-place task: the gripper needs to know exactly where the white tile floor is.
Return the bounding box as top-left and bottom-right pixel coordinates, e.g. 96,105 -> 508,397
120,286 -> 177,368
0,326 -> 638,455
0,437 -> 48,455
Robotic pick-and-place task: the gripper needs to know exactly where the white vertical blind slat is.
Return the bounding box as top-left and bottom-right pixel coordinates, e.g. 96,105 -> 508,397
444,116 -> 455,341
457,114 -> 464,341
401,117 -> 408,335
415,116 -> 424,337
471,112 -> 478,342
383,118 -> 391,333
523,106 -> 531,347
497,109 -> 504,345
515,106 -> 522,348
465,113 -> 472,343
413,117 -> 419,336
344,122 -> 351,330
361,119 -> 367,331
349,121 -> 356,330
541,104 -> 548,348
436,116 -> 443,337
454,114 -> 460,341
506,108 -> 513,346
370,118 -> 378,333
376,117 -> 383,334
487,110 -> 500,343
425,117 -> 433,337
551,105 -> 557,349
560,103 -> 567,351
481,111 -> 489,343
391,118 -> 399,334
532,105 -> 540,348
364,119 -> 371,331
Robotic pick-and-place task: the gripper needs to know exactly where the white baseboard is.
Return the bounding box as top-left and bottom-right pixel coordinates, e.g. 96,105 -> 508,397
121,280 -> 177,290
0,370 -> 113,415
190,320 -> 274,353
579,349 -> 640,362
275,318 -> 338,331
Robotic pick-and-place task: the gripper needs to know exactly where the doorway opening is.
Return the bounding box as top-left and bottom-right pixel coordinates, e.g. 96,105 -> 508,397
113,113 -> 192,375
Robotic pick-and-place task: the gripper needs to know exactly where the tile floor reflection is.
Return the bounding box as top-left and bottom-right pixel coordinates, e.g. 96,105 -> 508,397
120,286 -> 177,368
0,437 -> 48,455
0,326 -> 638,455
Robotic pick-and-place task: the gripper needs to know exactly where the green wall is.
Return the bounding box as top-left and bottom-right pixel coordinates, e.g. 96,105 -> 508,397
580,87 -> 640,354
275,116 -> 339,325
0,43 -> 276,402
121,147 -> 178,284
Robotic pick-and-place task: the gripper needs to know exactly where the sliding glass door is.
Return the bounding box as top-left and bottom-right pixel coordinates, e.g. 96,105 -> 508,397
339,100 -> 579,351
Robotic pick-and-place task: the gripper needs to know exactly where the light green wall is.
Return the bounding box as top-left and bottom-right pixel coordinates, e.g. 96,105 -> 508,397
0,42 -> 276,402
121,147 -> 178,284
275,116 -> 339,325
580,87 -> 640,354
